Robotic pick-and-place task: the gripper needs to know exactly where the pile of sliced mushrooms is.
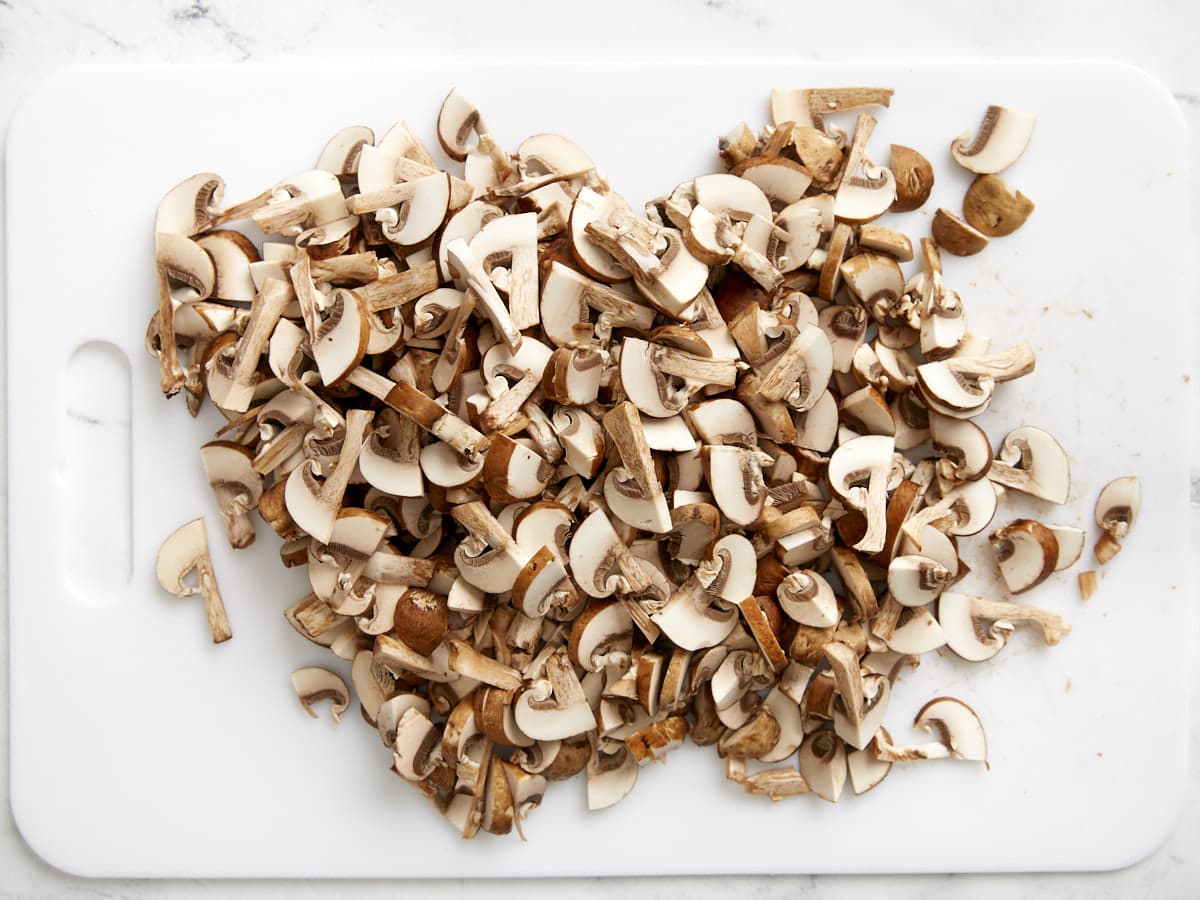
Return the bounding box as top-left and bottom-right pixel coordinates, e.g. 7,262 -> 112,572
150,85 -> 1141,834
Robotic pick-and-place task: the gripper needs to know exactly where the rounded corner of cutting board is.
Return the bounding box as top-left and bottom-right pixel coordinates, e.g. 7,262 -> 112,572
9,787 -> 102,880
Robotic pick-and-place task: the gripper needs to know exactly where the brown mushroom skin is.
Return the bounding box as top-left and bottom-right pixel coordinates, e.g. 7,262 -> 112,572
890,145 -> 934,213
393,589 -> 449,656
962,175 -> 1035,237
931,208 -> 989,257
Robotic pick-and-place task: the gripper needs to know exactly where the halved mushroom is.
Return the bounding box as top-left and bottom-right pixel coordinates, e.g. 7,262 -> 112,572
200,441 -> 264,549
951,105 -> 1036,175
1094,476 -> 1141,564
939,592 -> 1070,662
990,519 -> 1059,594
156,518 -> 231,643
290,667 -> 350,722
986,426 -> 1070,503
482,434 -> 554,504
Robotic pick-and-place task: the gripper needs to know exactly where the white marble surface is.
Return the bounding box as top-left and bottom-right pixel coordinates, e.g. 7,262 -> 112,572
1,0 -> 1198,896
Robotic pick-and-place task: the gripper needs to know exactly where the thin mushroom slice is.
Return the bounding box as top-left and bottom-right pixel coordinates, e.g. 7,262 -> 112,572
871,698 -> 988,765
798,730 -> 847,803
587,745 -> 638,811
1094,476 -> 1141,564
847,729 -> 893,794
951,105 -> 1036,175
887,555 -> 955,608
156,518 -> 231,644
290,667 -> 350,722
939,592 -> 1070,662
1048,525 -> 1086,571
986,426 -> 1070,503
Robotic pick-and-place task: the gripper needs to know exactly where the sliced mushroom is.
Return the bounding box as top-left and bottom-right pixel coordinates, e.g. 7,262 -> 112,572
514,649 -> 597,740
939,592 -> 1070,662
1094,476 -> 1141,564
887,555 -> 954,607
872,697 -> 988,765
156,518 -> 231,643
889,145 -> 934,212
1048,525 -> 1085,571
199,441 -> 264,549
797,730 -> 847,803
931,208 -> 989,257
776,570 -> 839,627
827,435 -> 896,554
985,426 -> 1070,503
290,667 -> 350,722
990,519 -> 1059,594
704,445 -> 767,527
963,174 -> 1035,237
951,105 -> 1036,175
586,745 -> 638,811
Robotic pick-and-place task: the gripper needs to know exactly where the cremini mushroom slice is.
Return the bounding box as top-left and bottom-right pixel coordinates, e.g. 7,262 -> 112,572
1094,476 -> 1141,564
872,697 -> 988,765
931,208 -> 989,257
888,144 -> 934,213
951,105 -> 1036,175
156,517 -> 232,644
586,744 -> 638,811
963,174 -> 1035,237
887,555 -> 955,607
1048,525 -> 1086,571
930,413 -> 993,483
990,519 -> 1060,594
939,592 -> 1070,662
885,607 -> 946,655
776,570 -> 839,627
834,114 -> 896,223
917,342 -> 1036,417
857,223 -> 914,262
827,435 -> 895,554
986,426 -> 1070,503
798,730 -> 848,803
847,729 -> 893,794
291,667 -> 350,723
199,441 -> 264,549
704,445 -> 767,526
514,649 -> 597,740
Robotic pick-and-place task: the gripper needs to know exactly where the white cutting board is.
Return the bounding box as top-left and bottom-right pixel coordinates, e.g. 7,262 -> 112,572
6,62 -> 1191,878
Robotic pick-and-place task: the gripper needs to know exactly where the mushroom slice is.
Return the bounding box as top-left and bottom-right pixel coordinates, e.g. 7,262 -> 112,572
756,687 -> 805,764
827,435 -> 895,554
620,337 -> 686,418
951,105 -> 1036,175
420,440 -> 485,488
444,238 -> 523,352
602,402 -> 672,534
436,88 -> 487,162
847,729 -> 893,794
199,441 -> 264,549
687,398 -> 757,448
770,86 -> 894,134
932,208 -> 989,257
990,519 -> 1060,594
798,730 -> 847,803
776,570 -> 839,627
840,252 -> 904,312
887,555 -> 955,608
156,518 -> 231,644
732,156 -> 814,208
857,223 -> 914,262
916,342 -> 1036,416
1048,525 -> 1086,571
640,414 -> 698,452
285,409 -> 372,544
569,188 -> 630,282
447,640 -> 523,691
834,114 -> 896,223
569,598 -> 634,672
841,386 -> 895,437
889,144 -> 934,212
693,173 -> 773,223
939,592 -> 1070,662
756,324 -> 833,412
542,346 -> 605,406
569,509 -> 650,600
451,501 -> 527,594
930,413 -> 993,482
290,667 -> 350,723
551,407 -> 606,479
771,203 -> 823,272
704,445 -> 767,527
1094,476 -> 1141,563
482,434 -> 553,503
651,574 -> 739,652
626,716 -> 689,765
986,426 -> 1070,503
392,707 -> 441,782
359,408 -> 423,497
587,745 -> 638,811
818,303 -> 868,374
872,697 -> 988,765
963,174 -> 1035,237
514,649 -> 597,741
794,389 -> 839,452
469,212 -> 540,331
885,607 -> 946,655
718,705 -> 782,761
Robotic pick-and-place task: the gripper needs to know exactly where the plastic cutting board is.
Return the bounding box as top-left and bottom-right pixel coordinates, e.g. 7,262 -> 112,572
5,62 -> 1192,877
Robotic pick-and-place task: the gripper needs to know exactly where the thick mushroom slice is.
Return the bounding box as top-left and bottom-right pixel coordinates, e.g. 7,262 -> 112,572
939,592 -> 1070,662
603,402 -> 672,534
931,208 -> 989,257
568,509 -> 649,600
963,174 -> 1035,237
156,518 -> 231,643
985,426 -> 1070,503
704,445 -> 767,527
990,519 -> 1060,594
847,729 -> 893,794
889,145 -> 934,212
1094,476 -> 1141,563
885,607 -> 946,655
951,105 -> 1036,175
290,667 -> 350,723
776,570 -> 839,627
930,413 -> 993,483
285,409 -> 373,544
827,435 -> 895,554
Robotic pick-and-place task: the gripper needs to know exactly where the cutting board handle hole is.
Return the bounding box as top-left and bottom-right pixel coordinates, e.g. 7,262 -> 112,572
61,341 -> 132,600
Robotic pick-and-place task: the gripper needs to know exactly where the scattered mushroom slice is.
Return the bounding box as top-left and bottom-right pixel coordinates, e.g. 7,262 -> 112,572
1048,525 -> 1086,571
798,731 -> 847,803
990,519 -> 1060,594
514,649 -> 597,740
872,697 -> 988,765
951,105 -> 1036,175
586,745 -> 638,811
889,145 -> 934,212
1094,476 -> 1141,564
834,114 -> 896,223
931,208 -> 989,257
290,667 -> 350,723
963,174 -> 1035,237
939,592 -> 1070,662
986,426 -> 1070,503
704,445 -> 767,527
199,441 -> 264,549
156,518 -> 231,644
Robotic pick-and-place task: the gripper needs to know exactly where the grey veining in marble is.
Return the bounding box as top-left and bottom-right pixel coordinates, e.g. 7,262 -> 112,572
1,1 -> 1198,897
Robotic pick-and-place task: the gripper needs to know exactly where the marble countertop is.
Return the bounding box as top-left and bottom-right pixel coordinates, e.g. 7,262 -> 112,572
2,1 -> 1197,896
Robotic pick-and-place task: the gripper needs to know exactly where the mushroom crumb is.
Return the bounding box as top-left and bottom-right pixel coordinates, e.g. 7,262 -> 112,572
1078,570 -> 1099,601
149,86 -> 1111,837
